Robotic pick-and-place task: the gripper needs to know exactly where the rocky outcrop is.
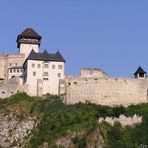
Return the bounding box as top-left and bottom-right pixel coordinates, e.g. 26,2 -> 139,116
0,113 -> 37,148
99,114 -> 142,127
55,130 -> 105,148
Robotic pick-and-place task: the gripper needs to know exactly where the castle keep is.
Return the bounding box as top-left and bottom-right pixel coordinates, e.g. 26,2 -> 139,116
0,28 -> 148,106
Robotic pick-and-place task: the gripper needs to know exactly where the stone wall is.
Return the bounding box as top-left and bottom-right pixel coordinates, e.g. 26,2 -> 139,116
99,114 -> 142,127
0,53 -> 25,80
0,55 -> 5,80
80,68 -> 108,78
60,77 -> 148,106
0,77 -> 23,98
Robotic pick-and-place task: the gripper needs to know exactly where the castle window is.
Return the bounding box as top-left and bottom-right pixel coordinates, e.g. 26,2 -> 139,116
44,64 -> 48,68
10,69 -> 12,73
44,72 -> 48,76
115,78 -> 118,82
58,65 -> 63,69
37,64 -> 41,68
15,63 -> 18,66
43,78 -> 49,80
17,69 -> 19,73
33,71 -> 36,76
9,63 -> 12,66
13,69 -> 16,73
32,63 -> 35,68
139,73 -> 144,77
58,73 -> 61,78
52,65 -> 55,69
67,83 -> 71,86
74,82 -> 77,84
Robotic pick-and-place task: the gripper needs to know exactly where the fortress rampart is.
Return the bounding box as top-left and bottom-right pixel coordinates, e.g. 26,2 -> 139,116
59,68 -> 148,106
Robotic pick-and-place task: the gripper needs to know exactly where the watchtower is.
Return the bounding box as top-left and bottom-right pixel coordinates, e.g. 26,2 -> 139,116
134,66 -> 147,79
16,28 -> 42,59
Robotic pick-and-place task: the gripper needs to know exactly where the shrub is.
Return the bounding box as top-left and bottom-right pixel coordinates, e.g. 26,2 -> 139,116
112,106 -> 126,117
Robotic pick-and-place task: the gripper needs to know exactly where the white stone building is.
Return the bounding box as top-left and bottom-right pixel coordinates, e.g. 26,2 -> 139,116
23,49 -> 65,96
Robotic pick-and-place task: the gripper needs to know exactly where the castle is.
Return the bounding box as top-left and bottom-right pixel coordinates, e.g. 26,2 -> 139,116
0,28 -> 65,97
0,28 -> 148,106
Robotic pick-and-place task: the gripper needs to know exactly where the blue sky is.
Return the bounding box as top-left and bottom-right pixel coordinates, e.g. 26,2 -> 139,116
0,0 -> 148,77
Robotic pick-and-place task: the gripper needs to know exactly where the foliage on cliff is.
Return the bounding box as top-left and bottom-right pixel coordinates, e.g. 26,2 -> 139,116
0,93 -> 148,148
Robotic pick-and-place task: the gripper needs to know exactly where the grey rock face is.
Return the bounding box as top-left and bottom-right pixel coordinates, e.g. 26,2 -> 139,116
0,113 -> 36,148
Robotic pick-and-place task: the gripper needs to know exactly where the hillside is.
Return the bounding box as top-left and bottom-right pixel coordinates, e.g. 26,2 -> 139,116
0,93 -> 148,148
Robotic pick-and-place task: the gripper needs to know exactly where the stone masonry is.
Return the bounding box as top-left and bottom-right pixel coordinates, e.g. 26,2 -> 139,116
59,68 -> 148,106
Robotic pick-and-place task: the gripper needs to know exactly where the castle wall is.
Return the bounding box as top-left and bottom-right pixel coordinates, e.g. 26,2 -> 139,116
24,60 -> 43,96
81,68 -> 108,78
0,77 -> 23,98
47,61 -> 65,95
60,77 -> 148,106
0,54 -> 25,80
0,56 -> 5,79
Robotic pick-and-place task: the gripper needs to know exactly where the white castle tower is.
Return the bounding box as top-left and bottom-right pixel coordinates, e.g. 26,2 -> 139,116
16,28 -> 42,59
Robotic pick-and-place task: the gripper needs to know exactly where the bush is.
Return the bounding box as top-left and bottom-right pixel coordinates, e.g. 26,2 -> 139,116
112,106 -> 126,117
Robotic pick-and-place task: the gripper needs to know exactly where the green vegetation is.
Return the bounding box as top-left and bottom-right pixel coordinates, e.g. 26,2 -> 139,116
0,93 -> 38,117
0,93 -> 148,147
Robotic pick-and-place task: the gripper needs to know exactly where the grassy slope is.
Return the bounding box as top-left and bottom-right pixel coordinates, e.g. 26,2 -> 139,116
0,93 -> 148,148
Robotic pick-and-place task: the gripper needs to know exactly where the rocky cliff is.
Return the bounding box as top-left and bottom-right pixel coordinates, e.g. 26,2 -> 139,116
0,93 -> 147,148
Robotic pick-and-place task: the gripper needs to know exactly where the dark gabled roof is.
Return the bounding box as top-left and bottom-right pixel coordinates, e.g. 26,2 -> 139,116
49,51 -> 65,62
26,49 -> 65,62
134,66 -> 146,75
16,28 -> 42,48
18,28 -> 42,39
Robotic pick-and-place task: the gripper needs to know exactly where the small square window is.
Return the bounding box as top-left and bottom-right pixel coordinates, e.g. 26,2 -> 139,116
58,65 -> 63,69
33,71 -> 36,76
9,63 -> 12,66
15,63 -> 18,66
44,72 -> 48,76
37,64 -> 41,68
44,64 -> 48,68
32,63 -> 35,68
52,65 -> 55,69
58,73 -> 61,78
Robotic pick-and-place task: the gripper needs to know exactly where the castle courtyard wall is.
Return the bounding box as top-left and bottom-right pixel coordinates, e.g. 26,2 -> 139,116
61,77 -> 148,106
0,56 -> 5,79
